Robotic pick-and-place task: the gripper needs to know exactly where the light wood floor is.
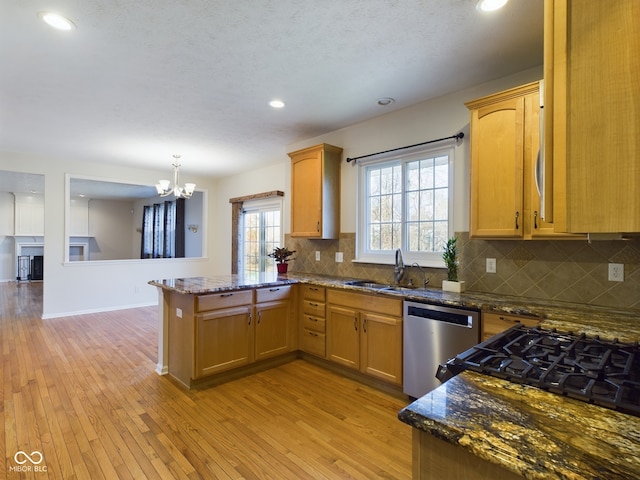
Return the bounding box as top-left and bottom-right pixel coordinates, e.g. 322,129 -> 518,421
1,282 -> 412,479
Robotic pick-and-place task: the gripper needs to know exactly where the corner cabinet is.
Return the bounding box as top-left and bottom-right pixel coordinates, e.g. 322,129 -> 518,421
466,82 -> 576,239
288,143 -> 342,239
545,0 -> 640,233
326,289 -> 402,386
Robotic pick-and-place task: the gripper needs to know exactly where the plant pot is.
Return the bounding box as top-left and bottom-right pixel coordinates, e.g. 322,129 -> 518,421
277,263 -> 288,274
442,280 -> 465,293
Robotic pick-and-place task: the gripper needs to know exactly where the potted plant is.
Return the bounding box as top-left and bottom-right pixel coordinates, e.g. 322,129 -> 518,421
268,246 -> 296,274
442,237 -> 465,292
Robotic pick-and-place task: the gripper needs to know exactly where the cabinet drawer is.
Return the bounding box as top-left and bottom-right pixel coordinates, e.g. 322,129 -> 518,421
196,290 -> 253,312
327,289 -> 402,317
302,285 -> 325,302
301,329 -> 326,357
482,312 -> 540,340
255,285 -> 291,303
302,299 -> 325,318
302,314 -> 325,333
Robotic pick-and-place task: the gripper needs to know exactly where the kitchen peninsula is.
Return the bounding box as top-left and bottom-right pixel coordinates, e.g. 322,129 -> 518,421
152,274 -> 640,479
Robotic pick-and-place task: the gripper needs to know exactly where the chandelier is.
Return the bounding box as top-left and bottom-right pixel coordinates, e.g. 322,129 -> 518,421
155,155 -> 196,199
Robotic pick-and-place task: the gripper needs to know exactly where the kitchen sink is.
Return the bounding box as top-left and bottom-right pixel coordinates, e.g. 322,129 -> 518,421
342,280 -> 389,289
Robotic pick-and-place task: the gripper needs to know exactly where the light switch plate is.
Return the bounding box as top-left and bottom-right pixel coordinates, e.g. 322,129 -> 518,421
335,252 -> 344,263
315,251 -> 321,261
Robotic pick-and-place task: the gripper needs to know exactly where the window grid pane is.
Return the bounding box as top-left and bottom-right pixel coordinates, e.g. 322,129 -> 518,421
367,164 -> 402,251
242,208 -> 281,279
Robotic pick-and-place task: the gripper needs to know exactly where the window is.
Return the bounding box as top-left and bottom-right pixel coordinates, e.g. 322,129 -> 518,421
357,146 -> 454,267
241,198 -> 282,280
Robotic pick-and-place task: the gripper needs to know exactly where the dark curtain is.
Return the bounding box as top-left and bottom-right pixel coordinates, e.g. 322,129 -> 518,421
140,200 -> 185,258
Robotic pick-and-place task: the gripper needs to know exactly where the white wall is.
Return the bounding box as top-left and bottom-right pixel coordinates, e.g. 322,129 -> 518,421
0,152 -> 218,318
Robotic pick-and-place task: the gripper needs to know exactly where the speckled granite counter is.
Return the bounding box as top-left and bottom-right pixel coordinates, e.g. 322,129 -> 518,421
398,371 -> 640,479
149,273 -> 297,295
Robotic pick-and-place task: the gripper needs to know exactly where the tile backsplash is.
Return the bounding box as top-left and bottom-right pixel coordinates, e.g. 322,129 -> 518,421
287,232 -> 640,310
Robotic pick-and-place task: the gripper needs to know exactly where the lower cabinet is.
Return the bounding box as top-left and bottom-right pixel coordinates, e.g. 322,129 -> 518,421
481,311 -> 540,341
326,289 -> 403,386
170,286 -> 292,386
299,285 -> 327,358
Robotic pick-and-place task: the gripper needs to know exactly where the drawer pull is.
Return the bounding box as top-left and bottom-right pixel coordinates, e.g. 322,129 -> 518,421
269,288 -> 280,292
309,287 -> 319,291
309,331 -> 318,337
309,302 -> 318,307
308,317 -> 317,322
220,293 -> 233,297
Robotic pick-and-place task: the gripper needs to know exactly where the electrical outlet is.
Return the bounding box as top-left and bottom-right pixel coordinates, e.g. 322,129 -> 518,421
486,258 -> 497,273
176,307 -> 183,318
315,251 -> 321,261
608,263 -> 624,282
335,252 -> 344,263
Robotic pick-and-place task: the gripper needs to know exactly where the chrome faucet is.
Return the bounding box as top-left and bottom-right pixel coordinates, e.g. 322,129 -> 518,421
411,262 -> 430,288
394,248 -> 405,284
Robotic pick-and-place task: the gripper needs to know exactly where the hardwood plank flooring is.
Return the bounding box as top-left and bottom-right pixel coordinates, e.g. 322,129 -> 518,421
1,282 -> 412,479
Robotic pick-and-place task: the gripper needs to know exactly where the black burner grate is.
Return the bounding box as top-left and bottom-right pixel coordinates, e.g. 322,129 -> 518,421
438,324 -> 640,417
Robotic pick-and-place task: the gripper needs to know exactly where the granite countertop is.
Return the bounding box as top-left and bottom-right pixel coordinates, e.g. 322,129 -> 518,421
398,371 -> 640,479
150,272 -> 639,341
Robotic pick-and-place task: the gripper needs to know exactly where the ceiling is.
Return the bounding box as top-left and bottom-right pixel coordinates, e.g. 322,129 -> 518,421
0,0 -> 543,180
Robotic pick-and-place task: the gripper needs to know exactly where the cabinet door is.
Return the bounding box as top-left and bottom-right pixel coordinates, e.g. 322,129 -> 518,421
549,0 -> 640,233
482,312 -> 540,341
360,312 -> 402,386
255,301 -> 290,361
291,152 -> 322,237
326,305 -> 359,369
469,95 -> 525,238
196,306 -> 253,377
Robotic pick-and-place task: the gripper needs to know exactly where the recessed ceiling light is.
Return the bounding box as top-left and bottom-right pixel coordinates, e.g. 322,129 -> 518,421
377,97 -> 395,106
38,12 -> 76,31
269,99 -> 285,108
476,0 -> 508,12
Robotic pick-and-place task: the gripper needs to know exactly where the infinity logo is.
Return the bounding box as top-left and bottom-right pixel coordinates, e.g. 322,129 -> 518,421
14,451 -> 43,465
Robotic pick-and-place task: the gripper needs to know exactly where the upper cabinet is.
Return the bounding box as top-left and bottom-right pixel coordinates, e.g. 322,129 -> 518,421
13,193 -> 45,236
466,82 -> 565,239
545,0 -> 640,233
288,143 -> 342,239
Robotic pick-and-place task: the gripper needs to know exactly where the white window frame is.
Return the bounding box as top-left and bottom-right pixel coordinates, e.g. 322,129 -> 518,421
240,197 -> 284,277
355,145 -> 455,268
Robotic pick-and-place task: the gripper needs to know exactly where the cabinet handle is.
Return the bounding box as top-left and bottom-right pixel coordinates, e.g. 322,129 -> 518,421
309,287 -> 319,291
221,293 -> 233,297
498,316 -> 517,324
269,288 -> 280,292
515,211 -> 520,230
308,316 -> 317,322
316,221 -> 320,232
258,311 -> 262,324
248,312 -> 252,325
354,317 -> 358,331
309,302 -> 318,307
534,211 -> 539,229
363,318 -> 367,333
309,331 -> 318,337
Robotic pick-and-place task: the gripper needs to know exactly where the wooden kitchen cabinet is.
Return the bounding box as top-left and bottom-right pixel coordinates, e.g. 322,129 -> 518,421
466,82 -> 567,239
255,286 -> 292,361
326,289 -> 403,386
481,311 -> 540,341
299,285 -> 327,358
288,143 -> 342,239
545,0 -> 640,233
168,287 -> 292,387
195,290 -> 253,378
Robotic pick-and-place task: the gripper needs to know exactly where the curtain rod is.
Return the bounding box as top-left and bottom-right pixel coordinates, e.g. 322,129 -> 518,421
345,132 -> 464,163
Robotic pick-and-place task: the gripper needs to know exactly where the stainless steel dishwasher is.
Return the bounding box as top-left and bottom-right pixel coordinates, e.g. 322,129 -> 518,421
403,300 -> 480,399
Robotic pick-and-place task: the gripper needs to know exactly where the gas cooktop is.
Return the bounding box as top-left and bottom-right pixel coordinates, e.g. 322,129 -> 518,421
436,324 -> 640,417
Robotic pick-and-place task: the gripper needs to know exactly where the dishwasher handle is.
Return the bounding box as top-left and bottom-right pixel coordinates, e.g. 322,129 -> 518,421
406,305 -> 474,328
